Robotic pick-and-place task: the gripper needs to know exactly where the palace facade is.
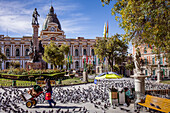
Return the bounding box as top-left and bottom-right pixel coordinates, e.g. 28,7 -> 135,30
133,45 -> 170,79
0,6 -> 133,77
0,6 -> 100,71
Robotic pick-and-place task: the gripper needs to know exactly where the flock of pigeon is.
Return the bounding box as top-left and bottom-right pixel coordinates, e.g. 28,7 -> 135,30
0,79 -> 169,113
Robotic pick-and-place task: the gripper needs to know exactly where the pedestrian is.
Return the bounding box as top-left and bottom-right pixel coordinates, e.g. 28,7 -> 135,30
124,87 -> 131,107
44,79 -> 56,108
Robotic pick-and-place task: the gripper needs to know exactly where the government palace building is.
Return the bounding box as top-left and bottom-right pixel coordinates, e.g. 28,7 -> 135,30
0,6 -> 100,71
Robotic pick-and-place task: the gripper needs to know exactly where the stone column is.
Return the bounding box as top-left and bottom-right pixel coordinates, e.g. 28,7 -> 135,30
99,66 -> 103,74
32,25 -> 39,51
133,74 -> 146,103
83,71 -> 88,82
156,58 -> 161,83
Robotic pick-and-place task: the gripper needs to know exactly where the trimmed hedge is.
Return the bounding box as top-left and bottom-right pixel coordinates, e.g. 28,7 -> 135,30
0,72 -> 66,81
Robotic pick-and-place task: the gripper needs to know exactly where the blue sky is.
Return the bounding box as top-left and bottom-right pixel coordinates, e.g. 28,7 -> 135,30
0,0 -> 132,53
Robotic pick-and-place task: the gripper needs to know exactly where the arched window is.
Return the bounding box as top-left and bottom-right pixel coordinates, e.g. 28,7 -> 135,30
75,49 -> 79,56
91,49 -> 94,56
75,61 -> 79,69
6,48 -> 10,57
144,47 -> 147,54
16,49 -> 20,56
83,49 -> 86,55
25,49 -> 29,56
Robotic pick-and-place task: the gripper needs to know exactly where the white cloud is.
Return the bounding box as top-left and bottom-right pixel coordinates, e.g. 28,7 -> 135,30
0,0 -> 90,37
61,16 -> 90,34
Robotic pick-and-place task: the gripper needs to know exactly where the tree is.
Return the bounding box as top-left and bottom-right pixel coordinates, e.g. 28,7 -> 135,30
43,41 -> 69,69
101,0 -> 169,82
10,61 -> 20,68
94,34 -> 128,72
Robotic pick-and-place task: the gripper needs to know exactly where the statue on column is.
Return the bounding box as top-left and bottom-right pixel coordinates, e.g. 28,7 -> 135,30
32,8 -> 40,25
134,47 -> 141,74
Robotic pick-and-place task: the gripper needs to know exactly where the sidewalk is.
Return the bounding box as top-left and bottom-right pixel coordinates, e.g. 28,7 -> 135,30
11,102 -> 148,113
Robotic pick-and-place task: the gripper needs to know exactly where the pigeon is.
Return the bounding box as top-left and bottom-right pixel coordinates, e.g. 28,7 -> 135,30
56,108 -> 61,113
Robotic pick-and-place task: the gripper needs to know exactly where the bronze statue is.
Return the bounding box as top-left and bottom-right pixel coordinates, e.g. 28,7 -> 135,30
32,8 -> 40,25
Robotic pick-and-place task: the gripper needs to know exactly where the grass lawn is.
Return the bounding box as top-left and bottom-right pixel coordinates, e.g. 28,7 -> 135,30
61,77 -> 94,85
0,77 -> 94,87
160,80 -> 170,84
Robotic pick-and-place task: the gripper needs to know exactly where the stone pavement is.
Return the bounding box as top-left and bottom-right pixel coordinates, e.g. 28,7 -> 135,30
13,102 -> 148,113
0,83 -> 149,113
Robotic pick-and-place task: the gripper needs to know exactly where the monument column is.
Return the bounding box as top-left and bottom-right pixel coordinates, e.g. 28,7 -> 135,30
32,24 -> 39,51
32,8 -> 40,52
131,48 -> 147,104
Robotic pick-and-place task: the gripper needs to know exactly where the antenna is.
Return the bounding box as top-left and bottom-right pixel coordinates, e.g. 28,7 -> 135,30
51,0 -> 52,6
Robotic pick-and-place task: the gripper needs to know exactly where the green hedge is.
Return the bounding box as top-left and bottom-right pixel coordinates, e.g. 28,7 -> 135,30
0,72 -> 66,80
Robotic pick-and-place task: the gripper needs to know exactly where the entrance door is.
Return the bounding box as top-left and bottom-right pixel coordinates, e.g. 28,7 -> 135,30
6,62 -> 9,69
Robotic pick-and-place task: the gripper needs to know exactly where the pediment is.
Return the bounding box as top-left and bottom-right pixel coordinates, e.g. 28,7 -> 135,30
41,34 -> 66,41
45,22 -> 62,32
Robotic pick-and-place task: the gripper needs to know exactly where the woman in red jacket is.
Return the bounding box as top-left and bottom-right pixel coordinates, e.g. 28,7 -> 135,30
44,79 -> 56,108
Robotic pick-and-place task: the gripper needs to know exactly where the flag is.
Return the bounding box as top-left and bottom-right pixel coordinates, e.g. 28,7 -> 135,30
104,57 -> 106,61
70,55 -> 72,64
89,56 -> 91,64
98,57 -> 100,64
106,21 -> 109,38
103,22 -> 106,39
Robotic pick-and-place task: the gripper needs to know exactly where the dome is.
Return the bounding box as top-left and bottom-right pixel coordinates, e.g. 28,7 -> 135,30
42,6 -> 61,30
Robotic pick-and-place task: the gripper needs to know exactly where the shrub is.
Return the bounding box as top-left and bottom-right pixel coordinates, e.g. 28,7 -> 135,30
22,72 -> 28,75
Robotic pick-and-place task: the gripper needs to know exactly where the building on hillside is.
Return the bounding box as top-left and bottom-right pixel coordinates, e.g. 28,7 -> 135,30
0,6 -> 132,76
133,44 -> 170,79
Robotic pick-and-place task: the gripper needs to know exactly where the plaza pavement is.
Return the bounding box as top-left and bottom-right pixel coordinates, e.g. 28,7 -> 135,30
0,82 -> 149,113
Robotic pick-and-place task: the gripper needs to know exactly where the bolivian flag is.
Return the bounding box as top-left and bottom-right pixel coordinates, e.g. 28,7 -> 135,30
103,22 -> 106,39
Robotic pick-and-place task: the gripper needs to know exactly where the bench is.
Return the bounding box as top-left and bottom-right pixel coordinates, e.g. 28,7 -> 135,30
138,95 -> 170,113
36,80 -> 56,86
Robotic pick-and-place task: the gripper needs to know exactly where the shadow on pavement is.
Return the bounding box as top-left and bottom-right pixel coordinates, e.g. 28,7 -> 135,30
33,105 -> 81,109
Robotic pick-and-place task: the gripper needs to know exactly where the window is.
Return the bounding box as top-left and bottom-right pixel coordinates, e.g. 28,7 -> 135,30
164,57 -> 166,64
75,49 -> 79,56
163,69 -> 165,75
25,49 -> 29,56
144,47 -> 147,54
144,58 -> 147,65
6,48 -> 10,57
16,49 -> 20,56
152,57 -> 155,64
160,57 -> 163,64
153,70 -> 155,75
75,61 -> 79,69
83,49 -> 86,55
145,70 -> 148,75
91,49 -> 94,56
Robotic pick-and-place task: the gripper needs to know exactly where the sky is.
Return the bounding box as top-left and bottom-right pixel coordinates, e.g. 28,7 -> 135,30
0,0 -> 132,53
